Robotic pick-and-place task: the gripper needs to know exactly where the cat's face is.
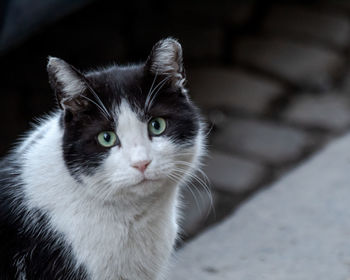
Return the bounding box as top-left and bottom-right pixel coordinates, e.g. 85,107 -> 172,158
47,39 -> 204,201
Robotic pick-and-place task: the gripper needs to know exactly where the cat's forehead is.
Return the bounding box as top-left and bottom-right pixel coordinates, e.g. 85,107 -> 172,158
82,66 -> 142,117
84,65 -> 183,120
85,65 -> 144,97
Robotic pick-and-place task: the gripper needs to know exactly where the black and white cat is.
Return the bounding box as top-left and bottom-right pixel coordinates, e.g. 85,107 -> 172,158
0,38 -> 205,280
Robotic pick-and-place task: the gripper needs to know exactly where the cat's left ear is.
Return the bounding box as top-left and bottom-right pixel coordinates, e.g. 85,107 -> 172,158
146,38 -> 187,94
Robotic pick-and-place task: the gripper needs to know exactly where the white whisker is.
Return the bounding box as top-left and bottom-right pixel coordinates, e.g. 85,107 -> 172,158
144,71 -> 158,111
170,165 -> 214,219
145,76 -> 171,112
79,95 -> 110,120
83,79 -> 111,118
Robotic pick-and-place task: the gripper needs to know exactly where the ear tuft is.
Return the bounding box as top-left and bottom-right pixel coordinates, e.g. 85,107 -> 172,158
47,57 -> 87,110
146,38 -> 186,91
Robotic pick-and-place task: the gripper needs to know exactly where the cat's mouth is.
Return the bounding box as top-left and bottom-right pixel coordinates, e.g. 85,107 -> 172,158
132,176 -> 161,187
139,177 -> 157,184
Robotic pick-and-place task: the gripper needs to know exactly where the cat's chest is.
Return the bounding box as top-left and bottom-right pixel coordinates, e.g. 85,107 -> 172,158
48,198 -> 176,280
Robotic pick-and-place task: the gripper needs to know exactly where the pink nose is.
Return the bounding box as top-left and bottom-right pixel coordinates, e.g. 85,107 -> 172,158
131,160 -> 151,173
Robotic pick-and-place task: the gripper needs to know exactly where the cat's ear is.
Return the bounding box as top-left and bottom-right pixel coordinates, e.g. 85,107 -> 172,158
47,56 -> 89,112
146,38 -> 187,93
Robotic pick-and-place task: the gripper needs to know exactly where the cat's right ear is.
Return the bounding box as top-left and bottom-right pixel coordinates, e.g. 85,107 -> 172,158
47,57 -> 89,112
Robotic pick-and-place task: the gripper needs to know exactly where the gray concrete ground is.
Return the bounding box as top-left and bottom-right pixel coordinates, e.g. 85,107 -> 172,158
171,132 -> 350,279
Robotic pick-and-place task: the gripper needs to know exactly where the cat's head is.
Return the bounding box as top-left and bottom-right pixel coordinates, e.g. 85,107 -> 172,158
47,38 -> 204,201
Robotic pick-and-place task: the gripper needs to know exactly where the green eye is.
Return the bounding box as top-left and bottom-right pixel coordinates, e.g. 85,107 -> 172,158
148,117 -> 167,136
97,131 -> 118,147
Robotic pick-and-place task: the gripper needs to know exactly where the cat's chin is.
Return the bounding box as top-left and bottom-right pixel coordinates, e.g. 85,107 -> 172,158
131,177 -> 165,189
126,176 -> 176,193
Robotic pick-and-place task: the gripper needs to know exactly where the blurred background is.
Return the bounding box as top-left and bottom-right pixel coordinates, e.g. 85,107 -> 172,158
1,0 -> 350,256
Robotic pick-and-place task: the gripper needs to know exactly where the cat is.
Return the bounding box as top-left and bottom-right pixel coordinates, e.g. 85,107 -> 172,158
0,38 -> 205,280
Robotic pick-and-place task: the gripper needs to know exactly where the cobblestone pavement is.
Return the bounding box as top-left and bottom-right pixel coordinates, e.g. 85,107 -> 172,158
179,1 -> 350,240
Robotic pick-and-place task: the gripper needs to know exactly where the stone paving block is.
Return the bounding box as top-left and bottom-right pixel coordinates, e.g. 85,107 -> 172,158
212,118 -> 311,164
263,5 -> 350,48
189,68 -> 284,114
233,37 -> 343,89
170,132 -> 350,280
339,68 -> 350,93
283,93 -> 350,131
204,150 -> 267,193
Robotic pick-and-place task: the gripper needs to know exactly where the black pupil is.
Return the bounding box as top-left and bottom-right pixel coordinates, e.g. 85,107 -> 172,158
152,120 -> 160,130
104,133 -> 111,142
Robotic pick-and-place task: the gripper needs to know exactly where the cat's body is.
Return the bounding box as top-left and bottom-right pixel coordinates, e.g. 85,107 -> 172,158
0,39 -> 204,280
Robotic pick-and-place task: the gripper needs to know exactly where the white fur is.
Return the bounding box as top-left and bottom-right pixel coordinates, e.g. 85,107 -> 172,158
20,101 -> 204,280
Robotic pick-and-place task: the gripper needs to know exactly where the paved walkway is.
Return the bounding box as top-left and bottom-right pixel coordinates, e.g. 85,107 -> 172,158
179,1 -> 350,240
171,132 -> 350,279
